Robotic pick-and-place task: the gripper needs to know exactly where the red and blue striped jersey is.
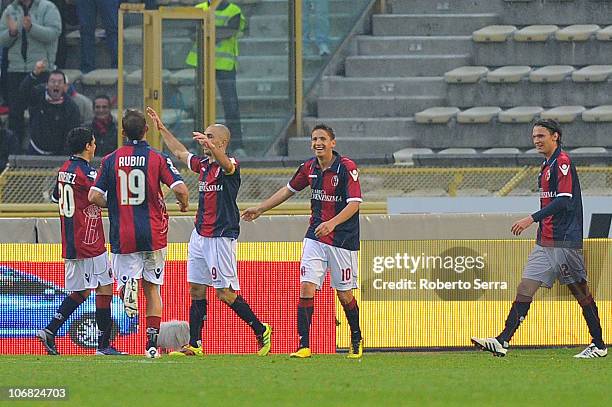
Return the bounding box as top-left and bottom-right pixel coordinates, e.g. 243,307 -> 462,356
536,147 -> 583,248
92,140 -> 184,254
288,151 -> 362,251
188,154 -> 240,239
52,156 -> 106,259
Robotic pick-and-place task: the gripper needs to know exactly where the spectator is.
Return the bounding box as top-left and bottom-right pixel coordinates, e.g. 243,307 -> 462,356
0,0 -> 62,154
76,0 -> 119,73
86,94 -> 116,156
20,62 -> 80,154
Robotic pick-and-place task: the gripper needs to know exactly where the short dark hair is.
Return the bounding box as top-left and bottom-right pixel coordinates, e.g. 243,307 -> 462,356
533,119 -> 562,145
48,69 -> 67,84
311,123 -> 336,140
93,94 -> 111,108
66,127 -> 94,155
122,109 -> 147,141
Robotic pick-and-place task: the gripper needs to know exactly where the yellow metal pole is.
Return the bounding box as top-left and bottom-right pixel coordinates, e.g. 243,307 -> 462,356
143,10 -> 163,150
204,1 -> 220,128
294,0 -> 304,137
117,6 -> 124,148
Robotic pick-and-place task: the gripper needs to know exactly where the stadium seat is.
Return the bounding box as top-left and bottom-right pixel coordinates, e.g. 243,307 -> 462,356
582,105 -> 612,122
161,109 -> 189,125
414,107 -> 460,124
555,25 -> 600,41
482,148 -> 521,154
457,107 -> 502,123
81,69 -> 118,86
438,148 -> 478,154
571,65 -> 612,82
529,65 -> 575,82
168,69 -> 196,85
125,69 -> 172,85
513,25 -> 559,42
63,69 -> 83,83
486,66 -> 531,83
570,147 -> 608,154
596,25 -> 612,40
498,106 -> 544,123
393,148 -> 434,164
540,106 -> 586,123
444,66 -> 489,83
472,25 -> 517,42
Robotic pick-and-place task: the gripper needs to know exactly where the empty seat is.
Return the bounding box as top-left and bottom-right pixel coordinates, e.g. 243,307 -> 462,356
540,106 -> 586,123
81,69 -> 118,86
529,65 -> 575,82
63,69 -> 83,83
483,148 -> 521,154
394,148 -> 434,164
415,107 -> 460,124
555,24 -> 600,41
514,25 -> 558,42
472,25 -> 517,42
498,106 -> 544,123
125,69 -> 172,85
582,105 -> 612,122
596,25 -> 612,41
161,109 -> 189,125
169,69 -> 196,85
444,66 -> 488,83
572,65 -> 612,82
438,148 -> 478,155
487,66 -> 531,83
570,147 -> 608,154
457,107 -> 502,123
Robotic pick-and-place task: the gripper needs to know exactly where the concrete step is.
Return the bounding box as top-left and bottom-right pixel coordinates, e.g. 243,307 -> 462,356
288,135 -> 415,156
239,36 -> 341,55
320,76 -> 446,97
474,40 -> 612,67
447,80 -> 612,108
501,0 -> 612,25
316,96 -> 444,117
355,35 -> 472,56
303,116 -> 417,137
390,0 -> 502,14
249,13 -> 353,37
345,54 -> 470,77
372,14 -> 499,36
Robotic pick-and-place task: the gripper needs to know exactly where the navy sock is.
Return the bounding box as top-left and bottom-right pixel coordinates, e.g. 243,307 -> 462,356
46,292 -> 86,334
297,297 -> 314,349
580,296 -> 606,349
189,299 -> 207,347
342,297 -> 362,343
95,294 -> 112,349
497,300 -> 531,345
229,295 -> 265,336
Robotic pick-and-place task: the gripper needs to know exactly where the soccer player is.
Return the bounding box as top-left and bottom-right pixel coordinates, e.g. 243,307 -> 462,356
146,107 -> 272,357
242,124 -> 363,359
37,127 -> 125,356
471,119 -> 607,358
88,109 -> 189,358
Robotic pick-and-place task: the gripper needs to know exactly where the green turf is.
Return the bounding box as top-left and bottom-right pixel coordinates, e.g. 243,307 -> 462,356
0,349 -> 609,406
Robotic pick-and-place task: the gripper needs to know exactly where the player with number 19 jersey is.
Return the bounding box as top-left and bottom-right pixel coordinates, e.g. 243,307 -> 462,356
92,140 -> 184,254
52,156 -> 106,259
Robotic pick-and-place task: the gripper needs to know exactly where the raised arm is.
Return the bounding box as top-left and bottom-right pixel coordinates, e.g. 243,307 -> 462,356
241,186 -> 295,221
192,131 -> 235,175
146,106 -> 190,165
172,182 -> 189,212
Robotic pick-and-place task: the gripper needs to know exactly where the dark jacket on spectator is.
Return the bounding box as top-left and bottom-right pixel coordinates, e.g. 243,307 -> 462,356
86,114 -> 117,156
20,72 -> 80,154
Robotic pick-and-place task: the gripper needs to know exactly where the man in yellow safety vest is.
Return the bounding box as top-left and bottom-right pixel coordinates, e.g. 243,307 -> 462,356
186,1 -> 246,156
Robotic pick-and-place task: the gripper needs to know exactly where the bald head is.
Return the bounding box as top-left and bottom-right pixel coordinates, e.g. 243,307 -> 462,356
207,124 -> 231,142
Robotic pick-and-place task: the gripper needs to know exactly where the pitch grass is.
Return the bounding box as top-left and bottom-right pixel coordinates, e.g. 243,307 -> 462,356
0,349 -> 610,407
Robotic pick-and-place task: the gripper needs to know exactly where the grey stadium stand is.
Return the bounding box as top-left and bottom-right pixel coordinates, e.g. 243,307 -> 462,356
415,107 -> 460,124
555,24 -> 601,41
486,66 -> 531,83
582,105 -> 612,122
81,69 -> 118,86
571,65 -> 612,82
596,25 -> 612,40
